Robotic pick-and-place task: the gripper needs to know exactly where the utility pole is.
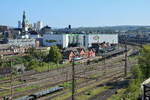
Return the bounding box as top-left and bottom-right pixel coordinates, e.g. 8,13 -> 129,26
72,58 -> 75,100
65,71 -> 68,81
103,47 -> 106,75
124,41 -> 127,77
10,60 -> 13,100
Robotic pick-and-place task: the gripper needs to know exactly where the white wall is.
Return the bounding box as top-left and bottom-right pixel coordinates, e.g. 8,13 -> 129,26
43,34 -> 118,48
85,34 -> 118,47
43,34 -> 68,48
63,34 -> 69,48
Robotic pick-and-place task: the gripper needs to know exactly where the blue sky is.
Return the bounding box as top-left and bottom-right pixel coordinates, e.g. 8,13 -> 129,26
0,0 -> 150,28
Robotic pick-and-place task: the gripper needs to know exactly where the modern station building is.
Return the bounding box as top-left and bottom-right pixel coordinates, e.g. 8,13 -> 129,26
43,33 -> 118,48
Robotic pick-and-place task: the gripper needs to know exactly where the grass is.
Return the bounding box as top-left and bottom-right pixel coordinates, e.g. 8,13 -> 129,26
52,75 -> 118,100
0,77 -> 10,81
76,86 -> 110,100
33,61 -> 82,73
0,85 -> 39,97
107,89 -> 126,100
33,62 -> 71,72
15,85 -> 39,92
59,82 -> 72,88
128,55 -> 138,60
0,91 -> 10,97
0,81 -> 23,87
53,92 -> 72,100
52,62 -> 125,100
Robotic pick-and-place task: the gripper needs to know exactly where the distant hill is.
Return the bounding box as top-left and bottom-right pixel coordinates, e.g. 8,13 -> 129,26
71,25 -> 150,32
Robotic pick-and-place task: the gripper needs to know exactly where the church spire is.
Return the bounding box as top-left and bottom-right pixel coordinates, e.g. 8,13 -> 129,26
22,11 -> 26,33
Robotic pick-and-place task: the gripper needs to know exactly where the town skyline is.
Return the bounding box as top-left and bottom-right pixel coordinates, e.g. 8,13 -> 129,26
1,0 -> 150,28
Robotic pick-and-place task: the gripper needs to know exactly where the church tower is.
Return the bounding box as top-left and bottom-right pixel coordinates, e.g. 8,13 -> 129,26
22,11 -> 27,33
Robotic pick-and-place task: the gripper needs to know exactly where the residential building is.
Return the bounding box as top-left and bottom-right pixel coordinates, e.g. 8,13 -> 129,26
0,44 -> 29,57
8,39 -> 37,47
18,21 -> 22,28
41,26 -> 52,34
33,21 -> 43,31
62,47 -> 95,61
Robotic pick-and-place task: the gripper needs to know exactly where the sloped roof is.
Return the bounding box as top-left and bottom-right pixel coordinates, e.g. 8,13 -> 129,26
0,44 -> 11,50
29,31 -> 39,35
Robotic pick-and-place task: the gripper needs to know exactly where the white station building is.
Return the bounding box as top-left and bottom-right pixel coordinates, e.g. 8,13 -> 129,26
43,33 -> 118,48
43,34 -> 69,48
85,34 -> 118,47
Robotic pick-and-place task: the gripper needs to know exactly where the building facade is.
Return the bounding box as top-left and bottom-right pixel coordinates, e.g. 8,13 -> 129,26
43,33 -> 118,48
8,39 -> 36,47
43,34 -> 68,48
85,34 -> 118,47
33,21 -> 43,31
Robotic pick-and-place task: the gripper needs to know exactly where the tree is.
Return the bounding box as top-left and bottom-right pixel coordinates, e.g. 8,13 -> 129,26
27,47 -> 36,56
47,46 -> 62,64
27,47 -> 46,61
131,65 -> 142,82
0,57 -> 2,67
26,60 -> 39,70
124,65 -> 142,100
138,45 -> 150,79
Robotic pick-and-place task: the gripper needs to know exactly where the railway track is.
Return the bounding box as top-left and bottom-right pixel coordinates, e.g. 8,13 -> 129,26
40,61 -> 136,100
0,48 -> 128,85
40,69 -> 124,100
3,58 -> 136,99
13,62 -> 125,99
63,65 -> 132,100
12,62 -> 125,99
0,52 -> 126,90
0,50 -> 136,99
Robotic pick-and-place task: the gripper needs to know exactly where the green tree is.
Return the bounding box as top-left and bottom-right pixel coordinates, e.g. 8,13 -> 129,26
27,47 -> 36,56
138,45 -> 150,79
47,46 -> 62,64
0,57 -> 2,67
27,47 -> 46,61
26,60 -> 39,70
131,65 -> 142,82
124,65 -> 142,100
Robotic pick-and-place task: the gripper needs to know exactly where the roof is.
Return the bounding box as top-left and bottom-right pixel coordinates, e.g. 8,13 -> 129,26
0,44 -> 11,50
0,51 -> 14,55
42,26 -> 52,30
62,47 -> 89,57
76,47 -> 86,53
62,50 -> 74,58
144,84 -> 150,88
29,31 -> 39,35
12,28 -> 22,31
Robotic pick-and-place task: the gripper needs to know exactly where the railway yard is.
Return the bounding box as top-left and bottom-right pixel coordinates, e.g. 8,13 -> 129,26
0,46 -> 139,100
